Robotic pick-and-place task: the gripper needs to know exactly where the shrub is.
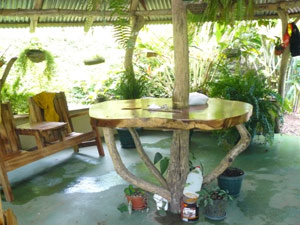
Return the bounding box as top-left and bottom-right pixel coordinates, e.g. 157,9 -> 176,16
208,64 -> 284,145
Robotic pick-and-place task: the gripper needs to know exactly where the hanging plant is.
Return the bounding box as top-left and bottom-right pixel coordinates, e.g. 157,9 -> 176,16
109,0 -> 132,49
16,40 -> 56,80
84,0 -> 101,32
83,55 -> 105,65
188,0 -> 255,25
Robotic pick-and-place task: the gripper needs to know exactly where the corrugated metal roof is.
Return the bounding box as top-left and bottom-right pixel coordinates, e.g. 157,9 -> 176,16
0,0 -> 300,30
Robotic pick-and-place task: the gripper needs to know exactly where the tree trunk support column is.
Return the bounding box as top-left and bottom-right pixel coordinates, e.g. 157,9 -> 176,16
170,0 -> 190,214
124,15 -> 145,74
102,127 -> 171,201
277,9 -> 290,97
102,124 -> 250,214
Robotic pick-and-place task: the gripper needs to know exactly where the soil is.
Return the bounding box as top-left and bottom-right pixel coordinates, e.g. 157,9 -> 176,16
220,167 -> 244,177
281,112 -> 300,136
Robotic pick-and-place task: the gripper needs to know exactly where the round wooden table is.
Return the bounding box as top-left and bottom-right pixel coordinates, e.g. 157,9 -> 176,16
90,98 -> 252,213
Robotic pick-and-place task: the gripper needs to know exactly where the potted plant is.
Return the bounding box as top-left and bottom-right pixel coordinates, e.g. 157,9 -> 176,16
15,40 -> 56,79
124,184 -> 147,211
217,167 -> 245,197
114,71 -> 146,148
198,187 -> 232,221
208,65 -> 284,146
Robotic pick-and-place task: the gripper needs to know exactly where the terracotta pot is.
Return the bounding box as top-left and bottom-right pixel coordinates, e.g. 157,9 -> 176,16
126,195 -> 147,210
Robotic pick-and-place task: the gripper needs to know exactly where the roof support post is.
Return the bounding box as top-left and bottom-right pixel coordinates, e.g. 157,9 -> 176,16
124,0 -> 145,75
168,0 -> 190,214
84,1 -> 101,33
277,9 -> 290,97
30,0 -> 44,33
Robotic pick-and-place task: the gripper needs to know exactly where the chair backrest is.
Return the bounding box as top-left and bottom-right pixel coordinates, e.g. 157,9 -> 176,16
0,103 -> 21,155
28,92 -> 74,133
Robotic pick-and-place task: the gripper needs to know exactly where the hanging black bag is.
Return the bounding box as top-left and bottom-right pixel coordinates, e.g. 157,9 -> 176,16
290,22 -> 300,57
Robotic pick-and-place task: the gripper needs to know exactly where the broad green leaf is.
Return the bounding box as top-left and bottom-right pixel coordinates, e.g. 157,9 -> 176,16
154,152 -> 163,164
160,157 -> 169,175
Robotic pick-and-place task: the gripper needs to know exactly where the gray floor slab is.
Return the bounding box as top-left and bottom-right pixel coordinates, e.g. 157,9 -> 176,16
2,130 -> 300,225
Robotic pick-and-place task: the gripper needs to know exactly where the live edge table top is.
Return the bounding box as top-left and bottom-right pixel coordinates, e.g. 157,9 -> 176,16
89,98 -> 253,131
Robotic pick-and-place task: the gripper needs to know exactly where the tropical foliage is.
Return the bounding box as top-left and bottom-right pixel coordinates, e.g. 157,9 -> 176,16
199,0 -> 255,24
1,77 -> 33,114
109,0 -> 132,49
104,71 -> 147,100
197,187 -> 232,207
208,64 -> 284,145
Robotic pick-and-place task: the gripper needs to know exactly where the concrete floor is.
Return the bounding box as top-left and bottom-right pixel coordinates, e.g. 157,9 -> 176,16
2,130 -> 300,225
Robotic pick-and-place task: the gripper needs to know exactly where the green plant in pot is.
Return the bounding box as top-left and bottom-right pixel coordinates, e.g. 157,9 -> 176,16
197,187 -> 232,221
208,64 -> 284,146
16,39 -> 56,79
114,71 -> 146,148
118,184 -> 147,213
217,167 -> 245,197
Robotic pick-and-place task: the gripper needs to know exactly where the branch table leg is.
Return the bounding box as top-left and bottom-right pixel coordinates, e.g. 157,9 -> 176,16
128,128 -> 168,189
167,130 -> 190,214
102,127 -> 171,201
204,124 -> 251,184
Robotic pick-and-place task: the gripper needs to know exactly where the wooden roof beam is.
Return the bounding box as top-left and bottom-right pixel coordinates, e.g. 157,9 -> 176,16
0,9 -> 171,17
187,0 -> 300,14
30,0 -> 44,33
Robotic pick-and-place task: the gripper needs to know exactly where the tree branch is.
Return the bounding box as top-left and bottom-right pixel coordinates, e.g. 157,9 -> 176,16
203,124 -> 251,184
128,128 -> 169,189
102,127 -> 171,201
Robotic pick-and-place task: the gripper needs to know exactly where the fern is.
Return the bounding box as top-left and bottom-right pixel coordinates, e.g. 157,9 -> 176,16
208,64 -> 284,145
109,0 -> 131,49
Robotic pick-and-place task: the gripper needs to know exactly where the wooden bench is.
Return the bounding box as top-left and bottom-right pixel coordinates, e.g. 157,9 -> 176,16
0,194 -> 18,225
28,92 -> 104,156
0,101 -> 103,202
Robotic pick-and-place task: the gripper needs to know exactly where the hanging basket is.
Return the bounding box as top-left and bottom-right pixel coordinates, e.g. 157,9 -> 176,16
26,49 -> 46,63
83,55 -> 105,66
186,3 -> 207,15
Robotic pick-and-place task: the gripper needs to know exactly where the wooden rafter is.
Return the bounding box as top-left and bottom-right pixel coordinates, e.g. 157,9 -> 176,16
0,19 -> 171,29
0,9 -> 171,17
30,0 -> 44,33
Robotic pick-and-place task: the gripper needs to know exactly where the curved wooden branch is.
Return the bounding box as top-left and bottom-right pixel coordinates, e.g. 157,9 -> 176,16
102,127 -> 171,201
0,57 -> 18,123
294,15 -> 300,24
0,57 -> 17,93
128,128 -> 169,189
203,124 -> 251,184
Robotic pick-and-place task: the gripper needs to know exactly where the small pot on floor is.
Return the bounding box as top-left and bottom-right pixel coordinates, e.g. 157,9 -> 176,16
204,199 -> 227,221
126,195 -> 147,210
117,128 -> 142,149
218,167 -> 245,197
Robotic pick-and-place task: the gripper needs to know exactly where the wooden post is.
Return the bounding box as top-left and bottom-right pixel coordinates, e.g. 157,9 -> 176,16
124,15 -> 145,74
169,0 -> 190,214
277,9 -> 290,97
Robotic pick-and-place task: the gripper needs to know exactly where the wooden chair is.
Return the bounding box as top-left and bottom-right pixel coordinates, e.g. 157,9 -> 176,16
0,101 -> 103,202
28,92 -> 104,156
0,194 -> 18,225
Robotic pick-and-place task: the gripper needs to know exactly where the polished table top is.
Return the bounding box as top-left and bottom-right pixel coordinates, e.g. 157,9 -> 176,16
89,98 -> 253,130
